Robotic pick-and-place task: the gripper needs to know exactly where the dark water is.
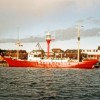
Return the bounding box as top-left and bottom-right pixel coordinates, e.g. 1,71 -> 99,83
0,67 -> 100,100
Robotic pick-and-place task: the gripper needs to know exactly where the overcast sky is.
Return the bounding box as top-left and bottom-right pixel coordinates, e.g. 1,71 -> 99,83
0,0 -> 100,50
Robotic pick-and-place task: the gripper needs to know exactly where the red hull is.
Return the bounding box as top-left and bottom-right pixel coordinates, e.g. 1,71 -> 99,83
4,57 -> 98,69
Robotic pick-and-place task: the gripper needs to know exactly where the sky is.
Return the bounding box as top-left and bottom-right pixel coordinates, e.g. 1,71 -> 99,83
0,0 -> 100,51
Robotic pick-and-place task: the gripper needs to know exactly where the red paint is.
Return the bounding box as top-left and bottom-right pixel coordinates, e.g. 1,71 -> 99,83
4,57 -> 98,69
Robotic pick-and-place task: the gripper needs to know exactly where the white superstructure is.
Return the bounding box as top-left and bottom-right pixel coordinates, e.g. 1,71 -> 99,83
82,49 -> 100,60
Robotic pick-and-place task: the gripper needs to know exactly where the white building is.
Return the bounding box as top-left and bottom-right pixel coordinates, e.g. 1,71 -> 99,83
82,48 -> 100,60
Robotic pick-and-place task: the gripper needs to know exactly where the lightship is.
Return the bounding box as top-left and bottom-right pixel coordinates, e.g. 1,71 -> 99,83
3,27 -> 98,69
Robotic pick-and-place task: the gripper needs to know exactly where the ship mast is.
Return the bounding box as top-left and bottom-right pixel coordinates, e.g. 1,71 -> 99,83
16,27 -> 22,59
46,32 -> 52,58
77,25 -> 80,62
77,25 -> 83,62
16,27 -> 19,59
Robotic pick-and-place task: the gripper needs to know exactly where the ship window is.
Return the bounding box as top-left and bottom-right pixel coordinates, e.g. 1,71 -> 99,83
93,50 -> 95,52
83,50 -> 85,52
